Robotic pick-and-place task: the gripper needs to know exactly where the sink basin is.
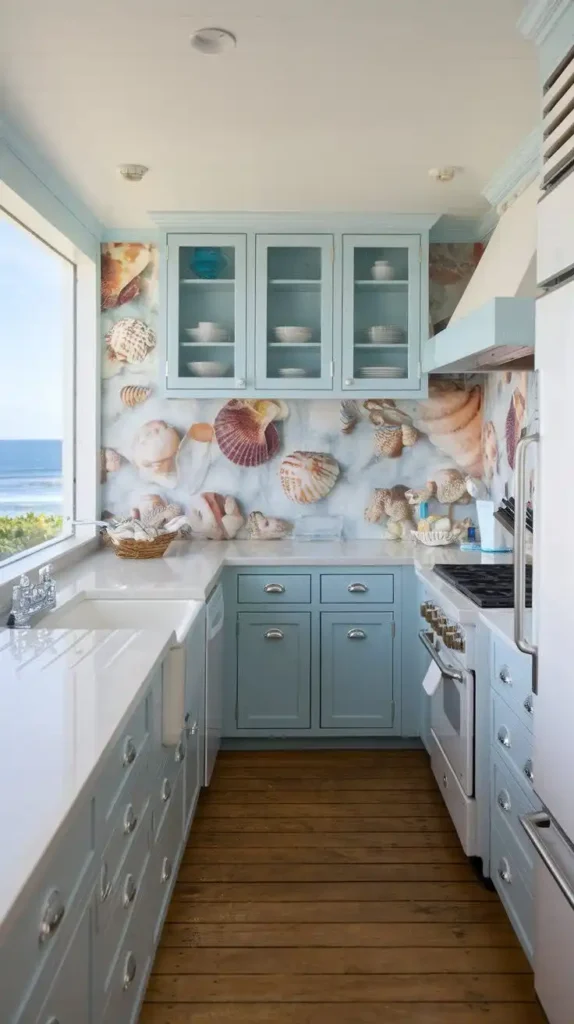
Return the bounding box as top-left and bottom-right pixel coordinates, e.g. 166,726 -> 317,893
40,597 -> 202,643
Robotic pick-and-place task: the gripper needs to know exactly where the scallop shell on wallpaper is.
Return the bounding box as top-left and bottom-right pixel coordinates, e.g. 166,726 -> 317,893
101,243 -> 152,310
340,400 -> 360,434
374,426 -> 403,458
505,387 -> 526,470
106,318 -> 156,364
120,385 -> 152,408
245,511 -> 293,540
214,399 -> 280,467
131,420 -> 181,487
279,451 -> 340,504
413,380 -> 483,477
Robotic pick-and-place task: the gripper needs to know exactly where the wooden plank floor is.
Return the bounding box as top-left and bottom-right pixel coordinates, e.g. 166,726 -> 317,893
141,750 -> 546,1024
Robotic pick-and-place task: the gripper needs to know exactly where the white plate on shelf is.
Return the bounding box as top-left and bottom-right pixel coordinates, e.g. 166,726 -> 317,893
184,325 -> 228,344
359,367 -> 405,378
278,367 -> 308,378
366,326 -> 404,344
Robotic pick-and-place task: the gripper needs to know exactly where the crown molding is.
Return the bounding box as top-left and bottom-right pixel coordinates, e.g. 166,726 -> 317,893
481,128 -> 541,213
518,0 -> 572,43
149,210 -> 440,232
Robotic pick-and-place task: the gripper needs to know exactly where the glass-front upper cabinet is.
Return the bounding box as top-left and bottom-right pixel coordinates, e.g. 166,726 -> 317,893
341,234 -> 421,391
255,234 -> 334,391
166,233 -> 247,390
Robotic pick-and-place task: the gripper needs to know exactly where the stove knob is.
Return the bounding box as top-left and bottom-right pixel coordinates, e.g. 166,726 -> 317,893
424,605 -> 436,623
452,632 -> 465,653
435,617 -> 447,638
443,628 -> 456,648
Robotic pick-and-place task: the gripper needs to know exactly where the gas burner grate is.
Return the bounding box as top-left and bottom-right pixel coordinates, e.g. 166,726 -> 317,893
433,564 -> 532,609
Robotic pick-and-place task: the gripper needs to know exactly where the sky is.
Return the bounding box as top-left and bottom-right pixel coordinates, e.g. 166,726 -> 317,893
0,212 -> 68,440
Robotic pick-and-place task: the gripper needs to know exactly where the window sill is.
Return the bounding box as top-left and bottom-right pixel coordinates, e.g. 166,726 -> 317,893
0,533 -> 99,613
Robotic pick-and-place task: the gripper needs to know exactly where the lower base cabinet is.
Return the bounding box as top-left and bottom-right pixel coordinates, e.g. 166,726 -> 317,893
237,612 -> 311,729
33,902 -> 92,1024
320,612 -> 395,728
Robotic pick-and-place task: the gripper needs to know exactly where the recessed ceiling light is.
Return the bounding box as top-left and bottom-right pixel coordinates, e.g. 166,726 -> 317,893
118,164 -> 149,183
428,167 -> 457,183
190,27 -> 236,55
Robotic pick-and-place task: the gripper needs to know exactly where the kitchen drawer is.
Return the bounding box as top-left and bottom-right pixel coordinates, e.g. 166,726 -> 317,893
151,738 -> 185,844
491,751 -> 541,872
491,819 -> 534,962
320,573 -> 394,604
20,902 -> 92,1024
97,801 -> 151,991
4,797 -> 95,1024
148,767 -> 185,945
492,693 -> 535,798
492,635 -> 534,733
237,573 -> 311,604
102,882 -> 152,1024
97,752 -> 150,918
98,694 -> 150,836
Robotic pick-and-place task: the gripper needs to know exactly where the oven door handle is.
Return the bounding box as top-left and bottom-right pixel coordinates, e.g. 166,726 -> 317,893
418,630 -> 464,683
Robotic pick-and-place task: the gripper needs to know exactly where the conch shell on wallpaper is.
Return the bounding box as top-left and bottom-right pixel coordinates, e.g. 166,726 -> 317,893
340,400 -> 360,434
244,511 -> 293,540
412,380 -> 483,477
187,493 -> 244,540
364,485 -> 414,541
374,423 -> 418,459
120,385 -> 152,408
280,451 -> 340,504
505,387 -> 526,470
131,420 -> 181,488
405,469 -> 472,507
101,243 -> 153,310
214,399 -> 287,467
363,398 -> 413,428
100,447 -> 123,482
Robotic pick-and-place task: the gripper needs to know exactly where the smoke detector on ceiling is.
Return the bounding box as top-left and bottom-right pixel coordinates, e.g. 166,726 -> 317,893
190,27 -> 236,55
118,164 -> 149,183
428,167 -> 458,183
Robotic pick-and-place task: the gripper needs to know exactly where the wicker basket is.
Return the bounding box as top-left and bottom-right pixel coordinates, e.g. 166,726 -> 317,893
109,533 -> 174,559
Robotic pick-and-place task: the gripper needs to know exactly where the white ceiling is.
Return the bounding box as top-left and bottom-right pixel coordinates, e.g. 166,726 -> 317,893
1,0 -> 538,228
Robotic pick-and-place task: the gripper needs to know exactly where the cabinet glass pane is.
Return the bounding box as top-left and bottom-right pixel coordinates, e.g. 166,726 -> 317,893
177,245 -> 237,380
352,245 -> 409,382
265,246 -> 323,381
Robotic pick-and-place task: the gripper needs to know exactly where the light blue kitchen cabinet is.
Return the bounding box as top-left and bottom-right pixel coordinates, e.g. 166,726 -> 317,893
236,611 -> 311,729
165,232 -> 248,392
255,234 -> 334,391
320,612 -> 395,728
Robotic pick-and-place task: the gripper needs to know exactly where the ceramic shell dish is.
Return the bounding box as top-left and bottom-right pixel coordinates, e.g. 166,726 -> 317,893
413,380 -> 483,477
214,399 -> 283,467
280,451 -> 340,504
245,511 -> 293,540
106,318 -> 156,364
101,243 -> 152,310
132,420 -> 181,487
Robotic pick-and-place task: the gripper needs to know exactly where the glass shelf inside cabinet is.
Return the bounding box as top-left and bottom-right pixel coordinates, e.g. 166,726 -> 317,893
352,246 -> 409,382
265,246 -> 323,380
178,245 -> 236,380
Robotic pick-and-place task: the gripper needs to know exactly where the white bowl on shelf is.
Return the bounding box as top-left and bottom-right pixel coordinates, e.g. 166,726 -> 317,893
185,322 -> 228,344
366,325 -> 404,344
187,361 -> 230,377
371,260 -> 394,281
274,326 -> 313,344
278,367 -> 308,378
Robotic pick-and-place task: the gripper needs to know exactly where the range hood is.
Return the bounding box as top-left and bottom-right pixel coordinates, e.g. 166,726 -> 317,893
423,178 -> 539,373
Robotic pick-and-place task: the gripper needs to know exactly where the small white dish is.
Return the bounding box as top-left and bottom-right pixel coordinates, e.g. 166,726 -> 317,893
187,361 -> 230,377
371,260 -> 394,281
366,326 -> 404,344
185,322 -> 228,344
278,367 -> 308,378
274,326 -> 313,344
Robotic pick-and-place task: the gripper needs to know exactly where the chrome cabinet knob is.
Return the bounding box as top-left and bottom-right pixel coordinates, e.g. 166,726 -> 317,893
122,873 -> 137,908
99,861 -> 112,902
46,1017 -> 60,1024
348,583 -> 368,594
345,378 -> 354,387
498,858 -> 512,884
122,736 -> 137,766
122,952 -> 137,990
123,804 -> 138,835
442,774 -> 448,789
161,857 -> 172,884
264,583 -> 285,594
235,378 -> 246,388
161,778 -> 172,802
39,889 -> 65,943
175,740 -> 185,762
523,695 -> 533,715
497,790 -> 511,813
347,628 -> 367,640
264,628 -> 284,640
523,758 -> 534,783
499,666 -> 512,686
497,727 -> 511,749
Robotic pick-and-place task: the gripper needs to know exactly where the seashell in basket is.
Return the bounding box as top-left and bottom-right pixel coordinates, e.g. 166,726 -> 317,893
279,451 -> 340,504
120,384 -> 152,407
410,529 -> 459,547
106,317 -> 156,364
214,399 -> 280,467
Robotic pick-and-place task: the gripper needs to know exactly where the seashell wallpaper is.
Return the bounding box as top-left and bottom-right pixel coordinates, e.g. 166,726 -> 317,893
100,241 -> 517,539
482,370 -> 538,506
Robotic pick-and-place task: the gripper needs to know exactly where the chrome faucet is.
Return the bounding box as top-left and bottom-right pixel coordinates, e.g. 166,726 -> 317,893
7,564 -> 57,628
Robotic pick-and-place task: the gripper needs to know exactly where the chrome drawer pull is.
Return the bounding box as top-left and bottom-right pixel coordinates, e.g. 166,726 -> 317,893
497,727 -> 511,749
161,778 -> 172,802
497,790 -> 511,813
348,582 -> 368,594
523,695 -> 534,715
347,629 -> 367,640
264,583 -> 285,594
175,740 -> 185,763
123,804 -> 138,835
499,666 -> 512,686
122,952 -> 137,990
39,889 -> 65,943
264,629 -> 284,640
46,1017 -> 60,1024
122,873 -> 137,908
161,857 -> 172,883
99,861 -> 112,902
523,758 -> 534,783
498,858 -> 512,884
122,736 -> 137,766
184,713 -> 198,737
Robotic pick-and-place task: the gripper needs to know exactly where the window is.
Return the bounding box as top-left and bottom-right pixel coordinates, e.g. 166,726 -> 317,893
0,209 -> 75,562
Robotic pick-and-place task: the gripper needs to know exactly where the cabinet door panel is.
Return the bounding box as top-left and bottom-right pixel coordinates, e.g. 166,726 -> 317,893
321,612 -> 394,728
237,612 -> 311,729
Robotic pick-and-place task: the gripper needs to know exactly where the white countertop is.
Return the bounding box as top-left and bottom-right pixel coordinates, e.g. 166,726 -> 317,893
0,624 -> 174,933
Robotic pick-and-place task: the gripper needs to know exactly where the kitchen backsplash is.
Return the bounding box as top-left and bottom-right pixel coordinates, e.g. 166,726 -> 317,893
482,369 -> 538,505
100,242 -> 486,540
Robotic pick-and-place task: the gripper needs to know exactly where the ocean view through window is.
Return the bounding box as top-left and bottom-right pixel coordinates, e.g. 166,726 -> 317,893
0,209 -> 74,561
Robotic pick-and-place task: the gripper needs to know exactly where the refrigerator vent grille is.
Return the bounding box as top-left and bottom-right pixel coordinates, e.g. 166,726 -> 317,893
543,43 -> 574,190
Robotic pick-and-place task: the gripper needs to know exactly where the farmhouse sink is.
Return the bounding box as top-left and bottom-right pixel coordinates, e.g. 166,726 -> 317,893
39,596 -> 201,642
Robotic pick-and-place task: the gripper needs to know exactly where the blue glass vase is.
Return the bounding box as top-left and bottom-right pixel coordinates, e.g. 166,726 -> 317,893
191,247 -> 225,280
